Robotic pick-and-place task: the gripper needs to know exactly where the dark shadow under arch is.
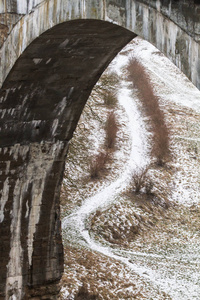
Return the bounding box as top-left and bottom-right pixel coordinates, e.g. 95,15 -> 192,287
1,19 -> 136,146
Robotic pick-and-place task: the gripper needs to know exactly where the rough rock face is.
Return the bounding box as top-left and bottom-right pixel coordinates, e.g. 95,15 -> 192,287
0,0 -> 200,299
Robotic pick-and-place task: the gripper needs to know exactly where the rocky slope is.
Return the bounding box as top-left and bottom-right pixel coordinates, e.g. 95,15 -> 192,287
60,37 -> 200,300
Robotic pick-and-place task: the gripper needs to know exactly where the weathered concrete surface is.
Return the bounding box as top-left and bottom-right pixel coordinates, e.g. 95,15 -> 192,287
0,141 -> 66,300
0,18 -> 135,299
125,0 -> 200,88
0,0 -> 200,88
0,0 -> 200,299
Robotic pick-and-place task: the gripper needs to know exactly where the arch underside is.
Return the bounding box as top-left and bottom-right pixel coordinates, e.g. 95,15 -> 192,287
0,19 -> 135,299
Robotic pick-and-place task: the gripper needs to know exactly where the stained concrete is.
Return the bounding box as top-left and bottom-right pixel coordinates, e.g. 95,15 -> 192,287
0,18 -> 135,299
0,0 -> 200,299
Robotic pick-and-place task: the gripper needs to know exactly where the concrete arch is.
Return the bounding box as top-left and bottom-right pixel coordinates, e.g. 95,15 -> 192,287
1,0 -> 200,89
0,0 -> 200,299
0,18 -> 135,300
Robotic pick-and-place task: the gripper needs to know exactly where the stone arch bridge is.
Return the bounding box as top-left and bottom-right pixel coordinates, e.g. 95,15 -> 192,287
0,0 -> 200,299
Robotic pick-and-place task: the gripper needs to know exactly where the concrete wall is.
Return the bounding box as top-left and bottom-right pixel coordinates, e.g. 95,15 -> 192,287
126,0 -> 200,88
0,0 -> 200,299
